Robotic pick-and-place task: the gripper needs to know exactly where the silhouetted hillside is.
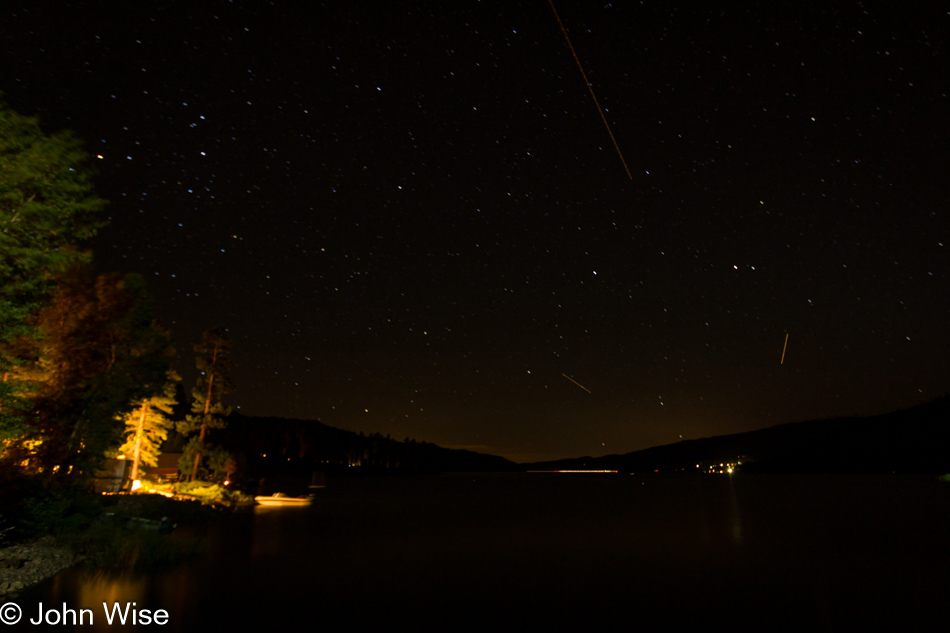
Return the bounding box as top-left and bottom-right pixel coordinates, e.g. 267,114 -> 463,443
209,413 -> 517,476
529,395 -> 950,474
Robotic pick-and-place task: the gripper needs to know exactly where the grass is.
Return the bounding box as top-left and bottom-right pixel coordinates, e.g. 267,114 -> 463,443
62,520 -> 204,571
47,492 -> 222,571
5,482 -> 239,573
146,480 -> 255,508
2,471 -> 254,573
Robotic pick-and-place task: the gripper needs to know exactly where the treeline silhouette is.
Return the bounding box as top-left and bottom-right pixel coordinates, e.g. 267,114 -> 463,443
529,395 -> 950,474
178,413 -> 516,478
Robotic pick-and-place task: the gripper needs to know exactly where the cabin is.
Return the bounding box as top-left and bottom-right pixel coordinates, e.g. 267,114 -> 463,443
145,452 -> 183,483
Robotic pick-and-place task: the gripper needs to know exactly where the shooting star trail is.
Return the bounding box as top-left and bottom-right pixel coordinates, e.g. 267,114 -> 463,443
561,373 -> 592,393
548,0 -> 633,180
780,333 -> 789,364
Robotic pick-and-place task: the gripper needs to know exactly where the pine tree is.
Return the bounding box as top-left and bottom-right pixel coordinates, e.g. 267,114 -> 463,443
0,98 -> 106,441
23,269 -> 173,477
118,373 -> 178,482
177,327 -> 232,481
205,444 -> 236,483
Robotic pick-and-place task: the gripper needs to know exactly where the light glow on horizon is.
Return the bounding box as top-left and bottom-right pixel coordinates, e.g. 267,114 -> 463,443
528,470 -> 618,473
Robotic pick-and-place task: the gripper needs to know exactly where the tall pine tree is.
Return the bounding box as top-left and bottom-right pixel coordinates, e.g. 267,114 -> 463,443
0,98 -> 106,441
118,372 -> 179,482
177,327 -> 232,481
25,269 -> 173,477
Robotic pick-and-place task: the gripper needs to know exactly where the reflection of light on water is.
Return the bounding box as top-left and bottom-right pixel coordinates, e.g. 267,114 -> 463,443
78,573 -> 148,608
60,574 -> 150,632
249,504 -> 296,558
53,568 -> 195,632
727,474 -> 743,544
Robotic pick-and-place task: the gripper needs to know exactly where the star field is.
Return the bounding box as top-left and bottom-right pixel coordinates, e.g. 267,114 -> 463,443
2,1 -> 948,462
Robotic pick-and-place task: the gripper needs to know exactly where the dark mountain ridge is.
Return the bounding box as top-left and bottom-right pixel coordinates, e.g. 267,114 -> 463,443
527,395 -> 950,474
208,412 -> 518,476
170,396 -> 950,478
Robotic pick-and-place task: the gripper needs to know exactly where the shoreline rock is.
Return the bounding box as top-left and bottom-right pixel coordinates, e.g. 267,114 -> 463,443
0,536 -> 77,596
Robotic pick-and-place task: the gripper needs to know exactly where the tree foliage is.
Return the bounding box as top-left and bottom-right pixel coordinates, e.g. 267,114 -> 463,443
0,98 -> 106,440
16,269 -> 174,477
0,100 -> 106,337
178,439 -> 234,484
176,326 -> 233,481
118,372 -> 179,481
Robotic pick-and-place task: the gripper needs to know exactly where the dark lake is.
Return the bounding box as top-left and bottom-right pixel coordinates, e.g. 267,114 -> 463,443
19,473 -> 950,631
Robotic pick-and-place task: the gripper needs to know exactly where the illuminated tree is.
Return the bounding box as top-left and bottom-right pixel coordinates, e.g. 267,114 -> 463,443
24,269 -> 173,477
0,98 -> 106,441
177,327 -> 232,481
118,373 -> 179,482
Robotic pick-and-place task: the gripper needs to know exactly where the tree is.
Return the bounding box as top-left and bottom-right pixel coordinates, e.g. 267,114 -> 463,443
118,372 -> 179,482
177,327 -> 232,481
22,268 -> 174,477
0,98 -> 106,441
177,438 -> 234,483
205,445 -> 236,483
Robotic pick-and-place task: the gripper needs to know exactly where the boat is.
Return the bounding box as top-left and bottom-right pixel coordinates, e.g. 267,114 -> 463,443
254,493 -> 314,507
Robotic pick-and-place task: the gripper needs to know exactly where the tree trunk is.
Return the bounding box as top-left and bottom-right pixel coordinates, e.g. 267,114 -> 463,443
130,402 -> 148,482
190,421 -> 206,482
190,345 -> 217,481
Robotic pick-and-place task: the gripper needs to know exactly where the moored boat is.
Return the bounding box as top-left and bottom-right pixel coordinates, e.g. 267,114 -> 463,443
254,493 -> 314,507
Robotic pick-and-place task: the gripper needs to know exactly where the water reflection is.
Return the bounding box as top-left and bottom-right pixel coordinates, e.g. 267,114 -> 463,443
248,504 -> 309,559
20,474 -> 950,630
727,473 -> 743,544
32,568 -> 192,632
75,573 -> 147,613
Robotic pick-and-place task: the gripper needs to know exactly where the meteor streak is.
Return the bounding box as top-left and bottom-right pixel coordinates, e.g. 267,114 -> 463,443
561,373 -> 591,393
780,333 -> 789,364
548,0 -> 633,180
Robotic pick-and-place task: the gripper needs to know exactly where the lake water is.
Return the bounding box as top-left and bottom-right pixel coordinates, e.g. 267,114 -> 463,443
16,473 -> 950,631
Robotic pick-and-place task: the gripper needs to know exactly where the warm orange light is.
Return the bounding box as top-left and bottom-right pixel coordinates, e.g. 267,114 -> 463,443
131,479 -> 142,491
543,470 -> 616,473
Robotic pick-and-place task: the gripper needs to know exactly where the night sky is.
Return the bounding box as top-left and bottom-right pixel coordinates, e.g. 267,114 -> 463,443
2,1 -> 948,462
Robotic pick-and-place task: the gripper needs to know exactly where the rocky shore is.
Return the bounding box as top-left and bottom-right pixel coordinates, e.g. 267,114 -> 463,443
0,536 -> 78,596
0,490 -> 237,597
